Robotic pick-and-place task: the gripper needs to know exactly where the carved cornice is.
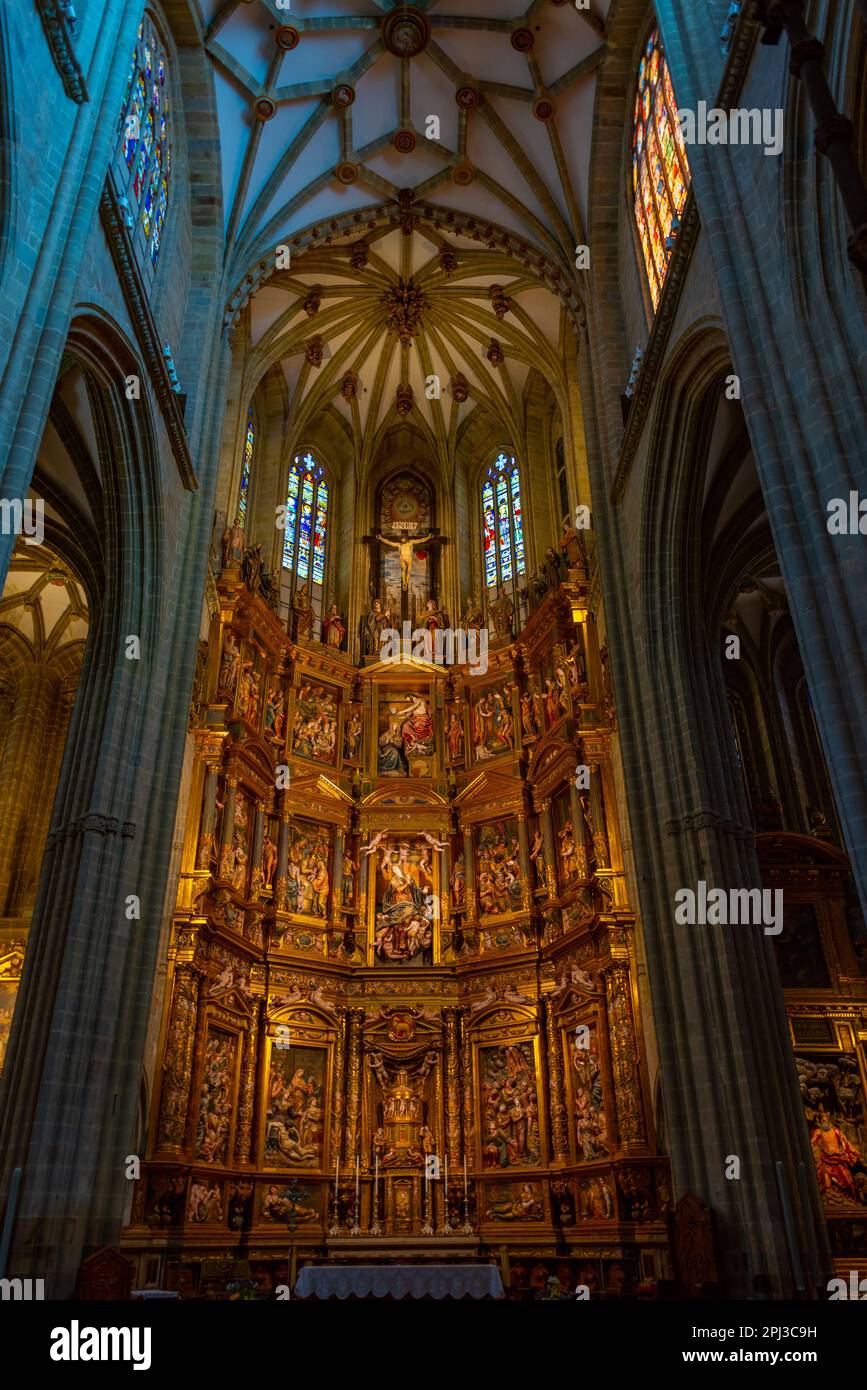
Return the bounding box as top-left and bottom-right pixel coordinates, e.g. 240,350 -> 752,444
99,184 -> 197,492
663,807 -> 754,845
36,0 -> 88,104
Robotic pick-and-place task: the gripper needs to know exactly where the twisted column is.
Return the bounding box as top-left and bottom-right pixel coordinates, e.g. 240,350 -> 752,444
603,962 -> 647,1152
443,1007 -> 462,1166
155,964 -> 203,1153
234,1001 -> 260,1163
343,1007 -> 364,1164
544,996 -> 570,1161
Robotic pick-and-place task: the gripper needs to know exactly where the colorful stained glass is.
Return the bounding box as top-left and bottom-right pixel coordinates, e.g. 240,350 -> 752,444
237,406 -> 254,526
511,468 -> 525,576
482,479 -> 497,588
115,17 -> 172,275
283,470 -> 299,570
482,453 -> 525,591
632,27 -> 690,309
283,453 -> 328,587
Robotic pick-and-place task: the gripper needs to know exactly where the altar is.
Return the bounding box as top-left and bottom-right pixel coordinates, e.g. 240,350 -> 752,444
294,1262 -> 504,1300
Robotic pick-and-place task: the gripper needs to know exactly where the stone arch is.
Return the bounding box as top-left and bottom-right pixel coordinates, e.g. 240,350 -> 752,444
0,308 -> 169,1292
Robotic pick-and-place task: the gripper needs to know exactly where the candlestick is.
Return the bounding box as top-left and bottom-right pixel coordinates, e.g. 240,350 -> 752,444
439,1152 -> 453,1235
328,1156 -> 340,1235
370,1151 -> 382,1235
350,1154 -> 361,1236
462,1153 -> 473,1235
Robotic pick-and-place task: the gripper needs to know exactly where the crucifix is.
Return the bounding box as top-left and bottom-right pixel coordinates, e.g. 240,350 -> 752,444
363,530 -> 448,625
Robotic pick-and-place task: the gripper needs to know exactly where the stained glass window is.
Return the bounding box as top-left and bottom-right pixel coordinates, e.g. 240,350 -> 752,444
236,405 -> 254,526
114,15 -> 172,281
632,28 -> 690,310
482,453 -> 525,589
283,452 -> 328,584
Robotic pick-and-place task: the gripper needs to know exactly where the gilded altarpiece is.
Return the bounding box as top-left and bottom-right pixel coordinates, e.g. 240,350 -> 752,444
123,548 -> 675,1296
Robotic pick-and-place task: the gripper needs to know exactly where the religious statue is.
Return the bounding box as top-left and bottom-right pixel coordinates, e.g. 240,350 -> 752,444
221,518 -> 245,570
364,596 -> 392,656
559,519 -> 588,573
461,595 -> 484,635
489,586 -> 514,639
262,833 -> 277,889
376,530 -> 432,590
264,680 -> 285,741
373,841 -> 434,962
421,596 -> 448,636
520,691 -> 538,740
341,852 -> 358,907
373,1125 -> 398,1167
450,852 -> 466,907
344,708 -> 363,761
810,1108 -> 863,1202
241,542 -> 265,594
322,603 -> 346,650
292,583 -> 314,641
231,833 -> 248,894
259,568 -> 280,609
542,546 -> 566,591
447,710 -> 464,763
236,660 -> 259,721
218,632 -> 240,694
530,829 -> 547,888
558,821 -> 584,881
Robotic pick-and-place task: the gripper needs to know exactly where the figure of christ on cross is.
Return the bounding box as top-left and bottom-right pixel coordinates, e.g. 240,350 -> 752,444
376,531 -> 433,590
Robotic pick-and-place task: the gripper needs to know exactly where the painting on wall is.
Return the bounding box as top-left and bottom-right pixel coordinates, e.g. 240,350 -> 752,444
376,691 -> 435,778
568,1022 -> 610,1160
264,1044 -> 326,1169
370,836 -> 436,966
194,1028 -> 238,1164
480,1041 -> 542,1168
484,1181 -> 544,1222
470,681 -> 516,762
260,1183 -> 320,1224
188,1180 -> 224,1224
292,682 -> 339,764
476,821 -> 522,918
795,1051 -> 867,1207
284,819 -> 331,919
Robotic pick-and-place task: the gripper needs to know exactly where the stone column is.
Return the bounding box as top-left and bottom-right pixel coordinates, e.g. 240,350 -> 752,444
443,1008 -> 462,1167
218,776 -> 237,879
540,799 -> 558,899
155,965 -> 203,1154
568,779 -> 589,879
274,810 -> 291,910
461,825 -> 476,922
516,813 -> 532,909
602,962 -> 647,1154
234,1002 -> 260,1165
250,801 -> 265,889
195,763 -> 220,870
543,996 -> 570,1162
343,1007 -> 364,1165
331,828 -> 344,924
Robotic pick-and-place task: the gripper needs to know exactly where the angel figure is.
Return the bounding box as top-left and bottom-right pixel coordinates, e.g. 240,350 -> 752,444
421,830 -> 449,851
362,829 -> 389,858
